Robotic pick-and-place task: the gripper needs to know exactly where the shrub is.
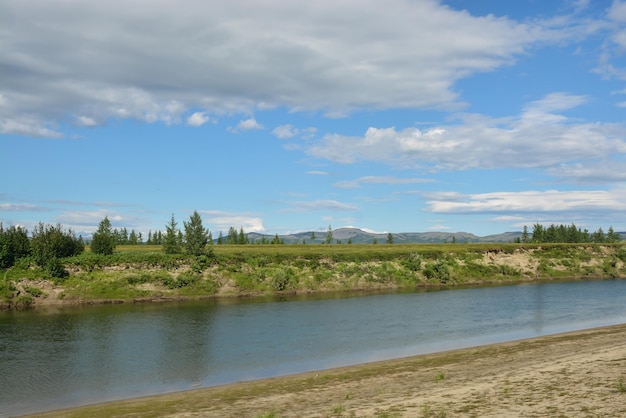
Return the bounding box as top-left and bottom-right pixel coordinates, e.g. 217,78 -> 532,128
24,286 -> 44,297
30,223 -> 84,267
45,258 -> 69,280
271,267 -> 292,291
423,259 -> 451,283
403,253 -> 423,272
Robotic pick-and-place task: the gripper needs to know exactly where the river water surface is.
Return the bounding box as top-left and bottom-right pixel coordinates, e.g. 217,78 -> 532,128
1,279 -> 626,416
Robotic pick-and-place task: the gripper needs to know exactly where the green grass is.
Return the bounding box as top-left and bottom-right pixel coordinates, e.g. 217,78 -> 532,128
3,242 -> 625,307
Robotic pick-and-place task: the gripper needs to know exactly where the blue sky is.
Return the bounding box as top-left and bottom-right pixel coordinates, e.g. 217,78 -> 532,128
2,0 -> 626,238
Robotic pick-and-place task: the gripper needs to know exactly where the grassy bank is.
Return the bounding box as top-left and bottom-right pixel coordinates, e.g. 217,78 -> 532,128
2,243 -> 626,308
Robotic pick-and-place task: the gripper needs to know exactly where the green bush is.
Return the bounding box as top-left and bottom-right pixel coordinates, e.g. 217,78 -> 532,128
24,286 -> 44,297
161,271 -> 199,289
424,259 -> 451,283
45,258 -> 69,280
402,253 -> 423,272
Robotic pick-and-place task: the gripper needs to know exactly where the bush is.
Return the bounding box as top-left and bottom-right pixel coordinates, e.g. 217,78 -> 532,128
161,271 -> 199,289
402,253 -> 423,272
30,223 -> 84,267
45,258 -> 69,280
423,259 -> 451,283
24,286 -> 44,297
271,268 -> 292,291
0,224 -> 30,268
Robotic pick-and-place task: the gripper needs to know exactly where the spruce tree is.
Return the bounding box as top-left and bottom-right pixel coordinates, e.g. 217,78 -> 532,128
184,211 -> 209,256
163,214 -> 181,254
91,217 -> 116,255
325,225 -> 333,245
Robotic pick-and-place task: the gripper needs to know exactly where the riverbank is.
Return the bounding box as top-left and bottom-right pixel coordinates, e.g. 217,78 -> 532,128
1,243 -> 624,309
26,323 -> 626,417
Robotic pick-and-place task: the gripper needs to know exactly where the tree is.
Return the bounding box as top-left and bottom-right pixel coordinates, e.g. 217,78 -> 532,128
325,225 -> 333,245
521,225 -> 530,243
184,211 -> 209,256
227,227 -> 238,245
386,233 -> 394,244
0,224 -> 30,268
163,214 -> 181,254
128,229 -> 139,245
607,226 -> 621,243
310,231 -> 316,243
91,217 -> 116,255
238,227 -> 247,245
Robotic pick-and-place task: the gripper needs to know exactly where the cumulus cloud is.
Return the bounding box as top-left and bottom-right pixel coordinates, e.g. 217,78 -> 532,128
199,210 -> 265,233
0,0 -> 595,138
306,93 -> 626,175
282,200 -> 359,213
229,117 -> 264,133
186,111 -> 211,127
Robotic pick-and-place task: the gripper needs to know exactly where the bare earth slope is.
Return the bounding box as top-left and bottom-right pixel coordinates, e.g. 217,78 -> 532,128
29,324 -> 626,418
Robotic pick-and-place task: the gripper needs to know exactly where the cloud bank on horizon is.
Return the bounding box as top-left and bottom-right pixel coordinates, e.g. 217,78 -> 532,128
2,0 -> 626,237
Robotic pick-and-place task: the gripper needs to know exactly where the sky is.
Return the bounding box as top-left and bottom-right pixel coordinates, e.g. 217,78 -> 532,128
2,0 -> 626,238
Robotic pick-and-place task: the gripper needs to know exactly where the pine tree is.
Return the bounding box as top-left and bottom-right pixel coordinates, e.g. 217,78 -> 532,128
386,233 -> 393,244
521,225 -> 529,243
129,229 -> 138,245
184,211 -> 209,256
325,225 -> 333,245
91,216 -> 116,255
163,214 -> 181,254
238,227 -> 247,245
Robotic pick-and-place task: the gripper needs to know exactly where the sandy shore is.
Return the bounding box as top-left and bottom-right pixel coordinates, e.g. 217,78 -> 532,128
28,324 -> 626,418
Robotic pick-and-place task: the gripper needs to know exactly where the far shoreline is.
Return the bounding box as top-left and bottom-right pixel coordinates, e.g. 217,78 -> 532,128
24,323 -> 626,418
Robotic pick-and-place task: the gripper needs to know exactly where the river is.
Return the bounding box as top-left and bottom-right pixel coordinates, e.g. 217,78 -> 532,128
1,279 -> 626,416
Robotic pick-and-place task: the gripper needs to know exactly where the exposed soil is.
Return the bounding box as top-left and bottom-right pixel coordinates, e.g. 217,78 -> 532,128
28,324 -> 626,418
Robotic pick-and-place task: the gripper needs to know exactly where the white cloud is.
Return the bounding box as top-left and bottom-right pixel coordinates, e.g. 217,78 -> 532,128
425,190 -> 626,214
609,0 -> 626,22
334,176 -> 433,189
229,117 -> 264,133
0,203 -> 48,212
306,93 -> 626,175
282,200 -> 359,213
75,115 -> 99,127
186,111 -> 211,127
1,0 -> 595,137
307,170 -> 329,175
273,124 -> 318,140
1,116 -> 63,138
200,210 -> 265,233
273,124 -> 298,139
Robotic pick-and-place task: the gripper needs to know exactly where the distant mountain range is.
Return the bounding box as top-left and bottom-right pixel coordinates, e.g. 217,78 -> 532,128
247,228 -> 524,244
246,227 -> 626,244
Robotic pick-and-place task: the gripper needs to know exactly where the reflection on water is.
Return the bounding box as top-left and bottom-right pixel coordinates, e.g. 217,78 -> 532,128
1,279 -> 625,416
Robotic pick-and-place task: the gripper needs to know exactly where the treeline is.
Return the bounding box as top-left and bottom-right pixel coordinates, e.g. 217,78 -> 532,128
518,223 -> 621,244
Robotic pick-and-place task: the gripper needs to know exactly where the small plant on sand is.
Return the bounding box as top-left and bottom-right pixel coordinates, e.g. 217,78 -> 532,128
420,403 -> 447,418
331,403 -> 345,415
616,377 -> 626,393
434,372 -> 446,382
256,411 -> 279,418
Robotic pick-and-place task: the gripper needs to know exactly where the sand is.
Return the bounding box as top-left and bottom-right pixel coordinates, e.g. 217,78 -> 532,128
28,324 -> 626,418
